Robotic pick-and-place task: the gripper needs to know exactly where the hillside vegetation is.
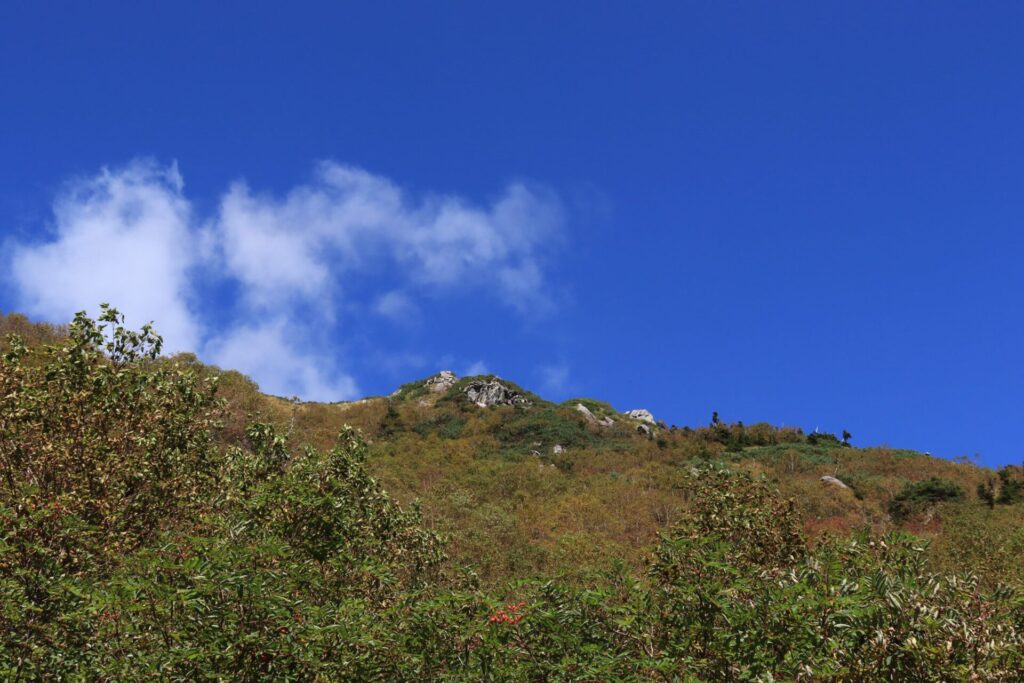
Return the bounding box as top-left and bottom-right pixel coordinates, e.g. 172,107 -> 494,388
2,309 -> 1024,680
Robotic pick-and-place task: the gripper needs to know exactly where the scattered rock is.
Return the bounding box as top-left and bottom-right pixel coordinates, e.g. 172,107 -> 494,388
820,475 -> 850,490
575,403 -> 597,422
425,370 -> 458,393
636,423 -> 652,436
464,379 -> 532,408
626,409 -> 656,424
576,402 -> 616,427
552,444 -> 564,454
530,450 -> 541,457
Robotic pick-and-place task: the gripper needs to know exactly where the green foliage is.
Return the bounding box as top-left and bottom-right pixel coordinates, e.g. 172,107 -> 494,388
412,412 -> 467,440
3,308 -> 1024,680
642,469 -> 1024,680
997,466 -> 1024,505
979,477 -> 998,509
977,467 -> 1024,509
0,306 -> 221,565
807,430 -> 842,446
489,406 -> 596,454
889,477 -> 965,522
379,399 -> 406,436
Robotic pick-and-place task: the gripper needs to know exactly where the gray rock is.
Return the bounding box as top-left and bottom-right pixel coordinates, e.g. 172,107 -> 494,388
552,444 -> 564,454
626,409 -> 656,424
636,423 -> 652,436
464,378 -> 532,408
577,402 -> 616,427
820,475 -> 850,490
425,370 -> 458,393
575,403 -> 597,422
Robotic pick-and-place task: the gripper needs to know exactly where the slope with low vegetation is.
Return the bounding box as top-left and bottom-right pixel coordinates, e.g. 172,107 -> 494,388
2,308 -> 1024,680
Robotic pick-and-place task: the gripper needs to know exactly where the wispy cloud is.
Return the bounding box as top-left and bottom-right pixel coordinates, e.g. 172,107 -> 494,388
9,162 -> 201,352
373,290 -> 420,325
5,160 -> 564,401
463,360 -> 490,376
204,318 -> 358,401
538,363 -> 572,398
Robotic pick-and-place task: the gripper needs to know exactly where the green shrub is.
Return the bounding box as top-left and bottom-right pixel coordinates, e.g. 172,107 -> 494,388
413,412 -> 467,440
997,467 -> 1024,505
890,477 -> 965,522
807,430 -> 841,446
0,306 -> 221,566
489,406 -> 594,453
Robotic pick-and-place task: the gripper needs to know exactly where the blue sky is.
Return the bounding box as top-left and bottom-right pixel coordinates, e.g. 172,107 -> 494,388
1,2 -> 1022,466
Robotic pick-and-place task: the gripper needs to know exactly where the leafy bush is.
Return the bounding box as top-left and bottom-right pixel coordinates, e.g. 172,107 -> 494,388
412,412 -> 467,440
643,468 -> 1024,681
997,467 -> 1024,505
807,430 -> 841,446
890,477 -> 965,522
0,306 -> 221,567
489,406 -> 595,453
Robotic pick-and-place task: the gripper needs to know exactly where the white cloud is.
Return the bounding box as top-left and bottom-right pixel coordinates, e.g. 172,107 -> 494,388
211,163 -> 563,310
539,363 -> 572,397
216,182 -> 333,308
374,290 -> 419,324
464,360 -> 490,376
204,319 -> 359,401
5,160 -> 564,401
9,161 -> 201,352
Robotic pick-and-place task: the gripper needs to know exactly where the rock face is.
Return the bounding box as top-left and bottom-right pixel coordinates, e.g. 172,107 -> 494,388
425,370 -> 458,393
625,409 -> 656,424
575,403 -> 597,422
820,475 -> 850,490
464,379 -> 532,408
576,403 -> 616,427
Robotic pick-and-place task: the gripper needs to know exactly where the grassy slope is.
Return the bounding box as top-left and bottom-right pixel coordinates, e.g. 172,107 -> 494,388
214,367 -> 1024,587
4,312 -> 1021,587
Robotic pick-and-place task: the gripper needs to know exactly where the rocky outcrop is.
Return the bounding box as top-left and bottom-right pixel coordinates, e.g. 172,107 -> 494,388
425,370 -> 458,393
820,475 -> 850,490
464,379 -> 532,408
625,409 -> 655,424
575,403 -> 597,422
575,402 -> 616,427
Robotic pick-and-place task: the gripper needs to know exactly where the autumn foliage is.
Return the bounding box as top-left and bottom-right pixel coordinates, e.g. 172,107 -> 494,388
2,309 -> 1024,680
